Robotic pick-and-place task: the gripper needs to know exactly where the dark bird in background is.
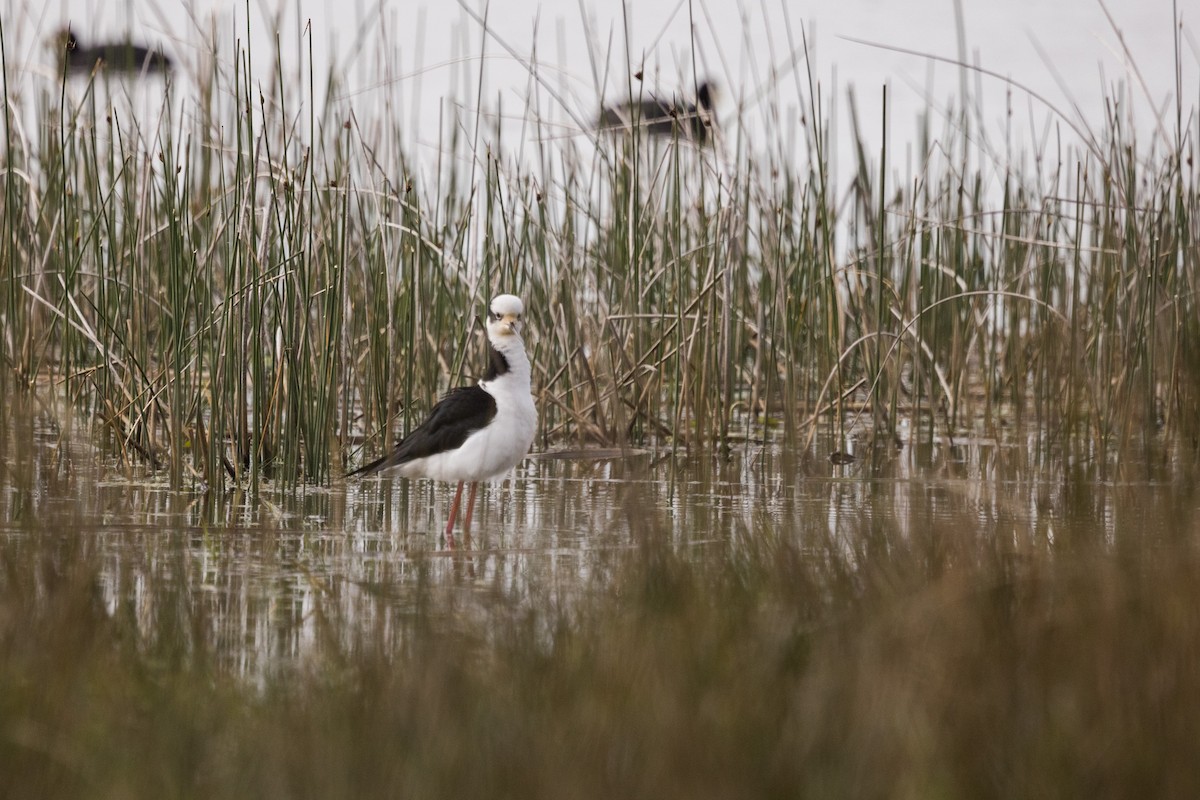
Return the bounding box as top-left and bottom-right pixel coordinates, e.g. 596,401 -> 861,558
598,81 -> 716,143
57,27 -> 173,75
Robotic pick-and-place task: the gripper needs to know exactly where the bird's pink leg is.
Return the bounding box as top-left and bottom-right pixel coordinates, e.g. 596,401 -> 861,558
463,481 -> 479,536
444,481 -> 465,548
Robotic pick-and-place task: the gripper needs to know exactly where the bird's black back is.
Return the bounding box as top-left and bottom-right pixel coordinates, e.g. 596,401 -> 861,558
346,385 -> 498,477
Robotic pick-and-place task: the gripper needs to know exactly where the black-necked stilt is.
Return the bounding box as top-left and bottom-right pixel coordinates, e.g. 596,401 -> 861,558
348,294 -> 538,544
598,81 -> 717,143
57,28 -> 173,74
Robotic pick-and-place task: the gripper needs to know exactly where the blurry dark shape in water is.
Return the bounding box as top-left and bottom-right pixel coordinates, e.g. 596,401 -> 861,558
598,81 -> 716,143
56,27 -> 173,75
829,451 -> 856,465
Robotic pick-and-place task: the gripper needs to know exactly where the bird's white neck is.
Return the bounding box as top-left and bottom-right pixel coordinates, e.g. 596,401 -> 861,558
486,333 -> 531,384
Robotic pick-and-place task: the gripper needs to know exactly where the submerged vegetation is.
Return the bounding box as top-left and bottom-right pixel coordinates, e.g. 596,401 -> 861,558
0,11 -> 1195,489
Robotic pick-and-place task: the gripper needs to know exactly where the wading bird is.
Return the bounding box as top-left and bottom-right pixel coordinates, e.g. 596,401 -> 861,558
348,294 -> 537,545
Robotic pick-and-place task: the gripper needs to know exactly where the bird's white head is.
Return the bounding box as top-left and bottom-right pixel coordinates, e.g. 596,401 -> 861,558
487,294 -> 525,339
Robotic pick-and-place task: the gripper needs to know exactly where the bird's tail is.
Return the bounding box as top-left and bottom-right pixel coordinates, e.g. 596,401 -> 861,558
345,450 -> 400,479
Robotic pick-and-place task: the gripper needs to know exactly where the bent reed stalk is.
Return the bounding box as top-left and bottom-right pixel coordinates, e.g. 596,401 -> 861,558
0,14 -> 1197,489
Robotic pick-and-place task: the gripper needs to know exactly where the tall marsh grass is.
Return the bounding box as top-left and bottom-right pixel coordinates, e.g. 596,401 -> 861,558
1,15 -> 1197,488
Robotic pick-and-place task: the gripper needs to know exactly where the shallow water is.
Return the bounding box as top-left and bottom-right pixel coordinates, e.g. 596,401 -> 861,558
2,386 -> 1197,677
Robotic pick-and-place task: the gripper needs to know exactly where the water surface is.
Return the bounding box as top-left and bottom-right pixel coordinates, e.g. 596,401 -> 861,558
4,388 -> 1197,677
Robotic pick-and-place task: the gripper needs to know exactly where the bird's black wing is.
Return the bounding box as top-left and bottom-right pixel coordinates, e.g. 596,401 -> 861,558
347,385 -> 497,477
598,96 -> 674,130
598,94 -> 708,141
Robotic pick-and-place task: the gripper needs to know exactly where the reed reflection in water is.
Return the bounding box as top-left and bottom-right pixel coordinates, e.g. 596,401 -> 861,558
2,390 -> 1197,676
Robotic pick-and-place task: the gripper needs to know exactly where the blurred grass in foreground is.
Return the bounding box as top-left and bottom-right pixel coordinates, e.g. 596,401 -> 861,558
2,505 -> 1199,799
